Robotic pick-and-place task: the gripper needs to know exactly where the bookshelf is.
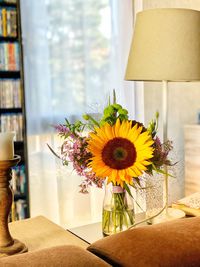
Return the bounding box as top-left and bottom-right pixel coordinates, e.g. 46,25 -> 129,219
0,0 -> 29,220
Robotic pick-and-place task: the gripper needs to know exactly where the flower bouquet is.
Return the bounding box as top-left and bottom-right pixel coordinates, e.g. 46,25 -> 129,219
50,92 -> 173,235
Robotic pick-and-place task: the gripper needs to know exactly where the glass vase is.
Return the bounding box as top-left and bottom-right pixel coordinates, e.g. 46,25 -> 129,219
102,183 -> 135,236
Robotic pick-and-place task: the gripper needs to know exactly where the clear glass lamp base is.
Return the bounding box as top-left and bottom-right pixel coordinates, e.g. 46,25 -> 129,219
148,207 -> 186,225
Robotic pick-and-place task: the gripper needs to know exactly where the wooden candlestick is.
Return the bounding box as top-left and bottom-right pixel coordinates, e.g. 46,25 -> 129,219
0,155 -> 27,257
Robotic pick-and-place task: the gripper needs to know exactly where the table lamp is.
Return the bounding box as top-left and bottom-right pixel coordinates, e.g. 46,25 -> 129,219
125,8 -> 200,222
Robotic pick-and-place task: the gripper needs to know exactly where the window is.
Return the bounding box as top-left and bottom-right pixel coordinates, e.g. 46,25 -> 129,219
20,0 -> 134,226
21,0 -> 123,133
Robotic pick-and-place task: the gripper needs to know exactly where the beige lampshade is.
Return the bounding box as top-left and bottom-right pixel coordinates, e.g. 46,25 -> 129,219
125,8 -> 200,81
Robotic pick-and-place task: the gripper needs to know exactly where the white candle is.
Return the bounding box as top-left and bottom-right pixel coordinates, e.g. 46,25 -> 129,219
0,132 -> 15,160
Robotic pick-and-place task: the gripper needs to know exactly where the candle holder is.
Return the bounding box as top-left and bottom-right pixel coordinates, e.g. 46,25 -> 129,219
0,155 -> 28,257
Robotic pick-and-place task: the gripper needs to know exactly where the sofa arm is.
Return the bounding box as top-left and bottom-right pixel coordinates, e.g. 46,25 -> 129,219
0,245 -> 111,267
88,216 -> 200,267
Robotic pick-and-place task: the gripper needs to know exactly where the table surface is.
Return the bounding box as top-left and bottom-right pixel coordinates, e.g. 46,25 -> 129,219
68,222 -> 102,244
68,212 -> 146,244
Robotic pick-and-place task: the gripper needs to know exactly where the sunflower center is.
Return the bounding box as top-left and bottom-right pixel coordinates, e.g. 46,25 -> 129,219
102,137 -> 136,170
113,148 -> 128,161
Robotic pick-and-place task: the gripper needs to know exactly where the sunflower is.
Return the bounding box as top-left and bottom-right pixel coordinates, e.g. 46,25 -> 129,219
87,119 -> 154,187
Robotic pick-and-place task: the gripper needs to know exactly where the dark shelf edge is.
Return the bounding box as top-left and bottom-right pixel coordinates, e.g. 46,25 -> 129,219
0,107 -> 22,113
0,36 -> 18,42
0,71 -> 20,78
14,193 -> 27,201
0,2 -> 17,8
14,140 -> 23,143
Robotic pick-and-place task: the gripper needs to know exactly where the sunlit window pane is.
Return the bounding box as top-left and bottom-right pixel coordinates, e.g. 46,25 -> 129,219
21,0 -> 118,133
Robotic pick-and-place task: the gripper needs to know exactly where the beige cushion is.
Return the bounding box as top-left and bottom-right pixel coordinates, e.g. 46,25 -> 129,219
9,216 -> 88,251
88,216 -> 200,267
0,245 -> 111,267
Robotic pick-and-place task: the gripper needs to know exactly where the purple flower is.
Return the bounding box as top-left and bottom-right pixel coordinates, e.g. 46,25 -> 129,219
54,124 -> 70,134
152,137 -> 173,168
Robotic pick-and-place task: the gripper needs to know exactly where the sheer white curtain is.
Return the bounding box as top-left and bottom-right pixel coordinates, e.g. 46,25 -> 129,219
20,0 -> 136,227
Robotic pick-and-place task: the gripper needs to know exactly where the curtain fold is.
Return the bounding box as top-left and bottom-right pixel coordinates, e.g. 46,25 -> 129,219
20,0 -> 136,227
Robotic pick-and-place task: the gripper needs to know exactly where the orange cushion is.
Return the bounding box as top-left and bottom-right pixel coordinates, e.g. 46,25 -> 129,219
0,245 -> 110,267
88,216 -> 200,267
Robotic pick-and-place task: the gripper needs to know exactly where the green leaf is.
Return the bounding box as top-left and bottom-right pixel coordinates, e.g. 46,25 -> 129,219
112,103 -> 122,110
127,184 -> 146,212
152,163 -> 175,178
104,106 -> 114,116
118,108 -> 128,115
118,114 -> 128,121
124,183 -> 133,198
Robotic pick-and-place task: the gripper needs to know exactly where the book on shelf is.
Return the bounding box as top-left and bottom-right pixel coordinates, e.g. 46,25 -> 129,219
0,112 -> 23,140
172,192 -> 200,217
0,79 -> 21,108
0,7 -> 17,37
11,199 -> 28,221
1,0 -> 17,4
12,164 -> 26,195
15,199 -> 27,220
2,7 -> 6,36
0,42 -> 19,70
